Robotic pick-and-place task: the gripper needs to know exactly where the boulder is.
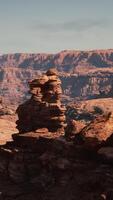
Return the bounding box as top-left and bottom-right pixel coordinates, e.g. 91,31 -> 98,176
74,112 -> 113,149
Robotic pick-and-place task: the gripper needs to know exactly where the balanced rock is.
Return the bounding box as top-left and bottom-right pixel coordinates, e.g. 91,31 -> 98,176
16,68 -> 66,134
0,68 -> 67,183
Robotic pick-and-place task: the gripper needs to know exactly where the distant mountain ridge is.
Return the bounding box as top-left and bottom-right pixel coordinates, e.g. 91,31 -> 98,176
0,49 -> 113,105
0,49 -> 113,71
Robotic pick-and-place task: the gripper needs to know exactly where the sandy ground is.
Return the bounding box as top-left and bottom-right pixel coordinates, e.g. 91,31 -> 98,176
0,117 -> 17,144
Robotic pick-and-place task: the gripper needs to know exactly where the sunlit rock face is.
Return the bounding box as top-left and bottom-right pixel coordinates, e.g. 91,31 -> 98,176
0,69 -> 67,183
1,69 -> 113,199
16,68 -> 66,134
1,50 -> 113,105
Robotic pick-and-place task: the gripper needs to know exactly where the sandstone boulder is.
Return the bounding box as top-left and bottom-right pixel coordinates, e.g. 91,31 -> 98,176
74,112 -> 113,149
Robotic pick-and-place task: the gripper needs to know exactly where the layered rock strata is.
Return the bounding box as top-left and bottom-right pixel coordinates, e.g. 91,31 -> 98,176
73,112 -> 113,150
16,68 -> 66,134
1,50 -> 113,105
1,69 -> 113,199
0,69 -> 67,183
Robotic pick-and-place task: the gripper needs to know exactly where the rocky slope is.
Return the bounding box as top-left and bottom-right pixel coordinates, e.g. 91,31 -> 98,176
1,69 -> 113,200
0,49 -> 113,105
66,98 -> 113,123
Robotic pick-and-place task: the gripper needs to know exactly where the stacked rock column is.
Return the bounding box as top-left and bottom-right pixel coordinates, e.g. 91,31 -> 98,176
16,68 -> 66,134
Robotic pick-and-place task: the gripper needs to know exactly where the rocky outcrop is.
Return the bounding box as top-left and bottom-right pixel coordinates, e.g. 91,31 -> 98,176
65,119 -> 85,139
0,68 -> 67,183
1,50 -> 113,105
74,112 -> 113,150
66,98 -> 113,126
0,67 -> 40,105
1,136 -> 113,200
61,70 -> 113,101
0,50 -> 113,70
1,70 -> 113,199
16,68 -> 66,134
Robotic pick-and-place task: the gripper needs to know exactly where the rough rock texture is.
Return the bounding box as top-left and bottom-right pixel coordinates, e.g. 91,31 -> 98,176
0,69 -> 67,183
1,50 -> 113,71
1,132 -> 113,199
1,68 -> 113,199
1,138 -> 113,200
65,119 -> 85,139
16,69 -> 66,134
74,112 -> 113,150
0,98 -> 14,116
65,98 -> 113,139
1,50 -> 113,105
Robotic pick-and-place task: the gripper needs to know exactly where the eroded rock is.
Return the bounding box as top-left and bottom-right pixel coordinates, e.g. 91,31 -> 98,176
74,112 -> 113,150
16,68 -> 66,134
0,69 -> 67,183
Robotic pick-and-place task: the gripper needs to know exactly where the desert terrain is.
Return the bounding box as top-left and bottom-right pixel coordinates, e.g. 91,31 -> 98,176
1,51 -> 113,199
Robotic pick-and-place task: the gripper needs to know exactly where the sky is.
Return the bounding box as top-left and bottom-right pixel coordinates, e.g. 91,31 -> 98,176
0,0 -> 113,54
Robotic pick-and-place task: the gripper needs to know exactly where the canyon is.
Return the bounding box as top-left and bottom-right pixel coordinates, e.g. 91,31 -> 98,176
0,49 -> 113,105
1,50 -> 113,199
0,69 -> 113,200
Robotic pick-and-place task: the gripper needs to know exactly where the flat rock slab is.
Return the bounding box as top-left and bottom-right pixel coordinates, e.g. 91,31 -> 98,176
12,130 -> 63,148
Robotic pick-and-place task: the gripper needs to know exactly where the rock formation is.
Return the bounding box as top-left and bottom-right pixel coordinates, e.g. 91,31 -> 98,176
1,50 -> 113,105
1,69 -> 113,199
65,119 -> 85,139
0,96 -> 14,116
16,68 -> 66,134
0,68 -> 67,183
74,112 -> 113,150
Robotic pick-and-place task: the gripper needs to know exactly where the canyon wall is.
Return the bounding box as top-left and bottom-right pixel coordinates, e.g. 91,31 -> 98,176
0,49 -> 113,105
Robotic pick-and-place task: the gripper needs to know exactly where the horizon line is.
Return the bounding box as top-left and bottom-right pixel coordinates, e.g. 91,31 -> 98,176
0,48 -> 113,56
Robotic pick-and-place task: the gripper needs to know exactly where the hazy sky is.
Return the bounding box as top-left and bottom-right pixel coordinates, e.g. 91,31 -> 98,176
0,0 -> 113,53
